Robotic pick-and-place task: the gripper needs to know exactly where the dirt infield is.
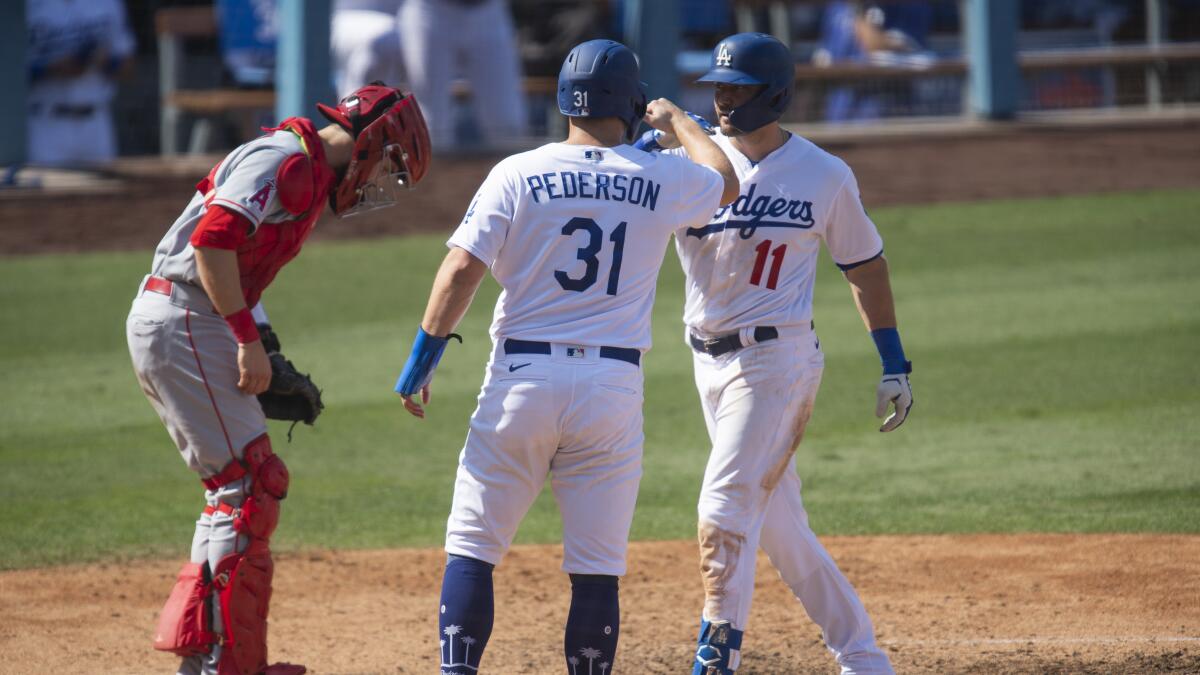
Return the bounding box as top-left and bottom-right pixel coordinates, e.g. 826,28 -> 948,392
2,120 -> 1198,255
3,535 -> 1198,674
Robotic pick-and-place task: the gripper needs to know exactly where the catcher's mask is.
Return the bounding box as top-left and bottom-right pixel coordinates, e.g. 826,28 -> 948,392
317,82 -> 431,217
697,32 -> 794,133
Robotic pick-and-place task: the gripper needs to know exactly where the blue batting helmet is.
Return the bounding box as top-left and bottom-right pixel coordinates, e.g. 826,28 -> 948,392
697,32 -> 794,133
557,39 -> 648,142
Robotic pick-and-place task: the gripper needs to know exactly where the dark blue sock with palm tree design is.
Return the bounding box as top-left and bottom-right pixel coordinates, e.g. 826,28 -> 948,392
564,574 -> 619,675
439,554 -> 494,674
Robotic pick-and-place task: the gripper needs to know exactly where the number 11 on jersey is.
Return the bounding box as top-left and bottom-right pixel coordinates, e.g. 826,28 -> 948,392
749,239 -> 787,290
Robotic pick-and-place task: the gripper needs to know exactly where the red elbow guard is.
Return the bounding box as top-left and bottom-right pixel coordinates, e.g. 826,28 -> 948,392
190,205 -> 252,250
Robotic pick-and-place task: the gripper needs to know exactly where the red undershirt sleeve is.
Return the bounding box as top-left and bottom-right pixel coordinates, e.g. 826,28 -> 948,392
189,204 -> 254,250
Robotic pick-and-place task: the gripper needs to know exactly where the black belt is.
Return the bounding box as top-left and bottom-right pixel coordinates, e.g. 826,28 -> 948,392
31,103 -> 98,118
689,326 -> 779,357
503,338 -> 641,366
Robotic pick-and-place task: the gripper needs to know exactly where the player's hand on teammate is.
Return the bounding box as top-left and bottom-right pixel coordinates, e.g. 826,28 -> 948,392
643,98 -> 689,135
400,385 -> 432,419
875,373 -> 913,432
237,340 -> 273,395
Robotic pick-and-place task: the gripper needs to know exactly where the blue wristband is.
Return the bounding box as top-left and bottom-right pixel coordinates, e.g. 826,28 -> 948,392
870,327 -> 911,375
685,111 -> 715,134
395,327 -> 461,396
633,129 -> 663,152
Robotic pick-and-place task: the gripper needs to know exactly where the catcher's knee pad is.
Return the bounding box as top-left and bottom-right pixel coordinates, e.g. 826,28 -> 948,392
693,619 -> 743,675
154,561 -> 218,656
214,539 -> 274,675
233,435 -> 289,542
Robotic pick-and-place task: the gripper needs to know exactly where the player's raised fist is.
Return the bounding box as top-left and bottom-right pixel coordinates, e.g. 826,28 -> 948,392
644,98 -> 687,132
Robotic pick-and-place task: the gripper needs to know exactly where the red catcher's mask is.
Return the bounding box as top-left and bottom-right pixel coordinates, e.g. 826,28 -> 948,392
317,83 -> 432,217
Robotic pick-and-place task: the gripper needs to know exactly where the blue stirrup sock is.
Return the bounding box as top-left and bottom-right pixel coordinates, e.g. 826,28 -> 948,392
693,618 -> 744,674
564,574 -> 620,673
439,554 -> 495,673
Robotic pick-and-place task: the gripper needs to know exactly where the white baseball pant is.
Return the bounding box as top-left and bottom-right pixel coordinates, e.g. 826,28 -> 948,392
693,329 -> 892,675
445,341 -> 643,576
397,0 -> 527,148
127,276 -> 268,675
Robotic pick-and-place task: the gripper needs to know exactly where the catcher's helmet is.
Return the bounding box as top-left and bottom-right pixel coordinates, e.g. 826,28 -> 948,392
697,33 -> 794,133
557,39 -> 648,142
317,82 -> 431,217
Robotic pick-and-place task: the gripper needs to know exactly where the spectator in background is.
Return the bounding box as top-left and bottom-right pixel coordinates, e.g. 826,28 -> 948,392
26,0 -> 135,167
216,0 -> 278,88
1021,0 -> 1131,109
683,0 -> 735,48
331,0 -> 406,96
814,1 -> 933,122
398,0 -> 528,149
512,0 -> 612,78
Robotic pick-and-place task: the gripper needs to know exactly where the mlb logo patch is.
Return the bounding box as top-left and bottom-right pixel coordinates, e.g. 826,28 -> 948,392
566,346 -> 586,358
585,150 -> 603,161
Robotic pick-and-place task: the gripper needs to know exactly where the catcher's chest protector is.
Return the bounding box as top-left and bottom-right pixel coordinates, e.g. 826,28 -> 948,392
195,118 -> 336,308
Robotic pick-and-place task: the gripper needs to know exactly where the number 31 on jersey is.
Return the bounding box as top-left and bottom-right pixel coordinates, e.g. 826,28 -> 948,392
555,217 -> 626,295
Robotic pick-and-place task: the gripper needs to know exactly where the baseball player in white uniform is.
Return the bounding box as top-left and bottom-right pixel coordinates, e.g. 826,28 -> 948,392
25,0 -> 135,166
397,0 -> 528,148
330,0 -> 405,97
639,33 -> 911,674
394,40 -> 738,674
127,85 -> 430,675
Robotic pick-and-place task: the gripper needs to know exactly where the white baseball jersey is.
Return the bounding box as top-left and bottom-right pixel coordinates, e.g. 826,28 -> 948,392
670,132 -> 882,336
448,142 -> 724,350
26,0 -> 135,109
26,0 -> 136,165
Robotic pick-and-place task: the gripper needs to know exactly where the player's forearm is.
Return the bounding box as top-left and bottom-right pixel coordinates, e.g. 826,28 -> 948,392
195,246 -> 262,345
194,247 -> 249,317
420,247 -> 489,336
674,121 -> 739,205
844,256 -> 897,330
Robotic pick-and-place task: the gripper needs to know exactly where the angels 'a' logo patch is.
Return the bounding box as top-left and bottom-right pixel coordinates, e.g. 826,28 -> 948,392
248,179 -> 275,211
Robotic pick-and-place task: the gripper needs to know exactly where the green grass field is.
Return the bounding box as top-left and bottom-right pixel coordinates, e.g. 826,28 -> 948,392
1,189 -> 1198,570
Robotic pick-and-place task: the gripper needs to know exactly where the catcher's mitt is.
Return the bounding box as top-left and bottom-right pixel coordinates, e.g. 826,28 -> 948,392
255,324 -> 324,433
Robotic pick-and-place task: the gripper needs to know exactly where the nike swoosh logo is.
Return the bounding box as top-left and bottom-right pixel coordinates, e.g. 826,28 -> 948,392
508,363 -> 531,372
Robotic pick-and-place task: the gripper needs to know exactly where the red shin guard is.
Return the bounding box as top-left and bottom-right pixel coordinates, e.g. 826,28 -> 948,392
214,540 -> 274,675
211,435 -> 298,675
153,562 -> 217,656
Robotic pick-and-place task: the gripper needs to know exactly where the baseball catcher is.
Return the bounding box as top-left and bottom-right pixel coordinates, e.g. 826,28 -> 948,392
127,82 -> 430,675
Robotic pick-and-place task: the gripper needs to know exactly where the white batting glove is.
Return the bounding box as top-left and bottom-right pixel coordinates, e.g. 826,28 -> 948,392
875,373 -> 913,432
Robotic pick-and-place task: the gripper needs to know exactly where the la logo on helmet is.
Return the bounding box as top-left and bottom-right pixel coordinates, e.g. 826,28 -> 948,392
716,44 -> 732,67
